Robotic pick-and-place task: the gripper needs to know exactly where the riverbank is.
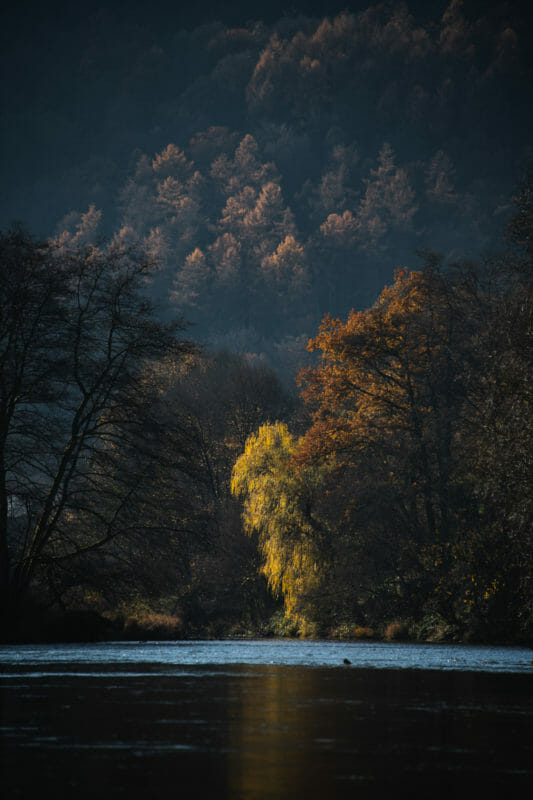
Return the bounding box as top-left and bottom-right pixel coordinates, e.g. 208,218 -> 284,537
2,604 -> 532,648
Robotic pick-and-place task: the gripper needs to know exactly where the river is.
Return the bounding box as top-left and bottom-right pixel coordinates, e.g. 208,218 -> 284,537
1,640 -> 532,798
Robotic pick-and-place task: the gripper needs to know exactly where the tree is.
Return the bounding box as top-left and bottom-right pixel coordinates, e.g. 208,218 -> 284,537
457,215 -> 533,634
294,252 -> 533,638
300,268 -> 465,531
294,265 -> 486,627
165,352 -> 293,632
0,226 -> 192,618
355,143 -> 418,250
506,164 -> 533,272
172,247 -> 212,308
231,421 -> 333,635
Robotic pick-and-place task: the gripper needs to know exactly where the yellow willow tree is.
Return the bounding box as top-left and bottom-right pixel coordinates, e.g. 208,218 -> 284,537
231,422 -> 333,635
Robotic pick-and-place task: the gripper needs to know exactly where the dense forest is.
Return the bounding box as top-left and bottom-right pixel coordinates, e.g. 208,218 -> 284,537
1,1 -> 532,642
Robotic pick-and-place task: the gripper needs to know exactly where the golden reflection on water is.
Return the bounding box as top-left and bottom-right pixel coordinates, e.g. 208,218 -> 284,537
226,666 -> 351,799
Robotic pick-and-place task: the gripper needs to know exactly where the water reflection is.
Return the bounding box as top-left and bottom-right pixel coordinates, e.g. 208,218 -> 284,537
228,669 -> 321,798
1,663 -> 532,798
225,665 -> 533,797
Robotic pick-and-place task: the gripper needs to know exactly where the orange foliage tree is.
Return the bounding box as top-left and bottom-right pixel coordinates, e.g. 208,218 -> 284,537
300,268 -> 467,532
230,237 -> 532,639
295,265 -> 480,626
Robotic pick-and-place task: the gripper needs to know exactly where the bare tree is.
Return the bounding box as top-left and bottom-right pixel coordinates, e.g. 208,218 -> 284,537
0,226 -> 192,614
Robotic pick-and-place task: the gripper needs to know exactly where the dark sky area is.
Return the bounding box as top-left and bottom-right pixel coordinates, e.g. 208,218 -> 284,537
3,1 -> 445,30
3,0 -> 531,29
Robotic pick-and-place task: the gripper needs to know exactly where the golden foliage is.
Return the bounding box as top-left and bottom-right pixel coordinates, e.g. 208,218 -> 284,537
231,422 -> 331,630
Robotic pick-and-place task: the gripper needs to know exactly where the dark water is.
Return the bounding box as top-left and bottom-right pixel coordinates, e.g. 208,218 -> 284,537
1,642 -> 532,799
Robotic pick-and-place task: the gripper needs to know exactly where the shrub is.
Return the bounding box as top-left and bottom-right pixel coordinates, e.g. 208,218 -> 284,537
352,625 -> 374,640
123,612 -> 183,640
383,620 -> 411,641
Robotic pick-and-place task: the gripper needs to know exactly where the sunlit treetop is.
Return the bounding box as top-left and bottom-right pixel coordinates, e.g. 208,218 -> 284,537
296,267 -> 462,466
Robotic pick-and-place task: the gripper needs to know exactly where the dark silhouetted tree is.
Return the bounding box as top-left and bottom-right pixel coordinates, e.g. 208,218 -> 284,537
0,227 -> 192,618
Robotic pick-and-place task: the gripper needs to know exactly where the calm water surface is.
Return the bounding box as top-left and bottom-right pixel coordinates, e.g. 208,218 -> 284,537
1,640 -> 532,799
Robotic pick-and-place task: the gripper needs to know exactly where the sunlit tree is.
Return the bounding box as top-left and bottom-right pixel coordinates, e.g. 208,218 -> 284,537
232,422 -> 333,634
295,265 -> 482,624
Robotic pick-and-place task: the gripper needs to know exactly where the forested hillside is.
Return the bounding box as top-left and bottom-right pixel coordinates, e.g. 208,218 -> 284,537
2,0 -> 531,371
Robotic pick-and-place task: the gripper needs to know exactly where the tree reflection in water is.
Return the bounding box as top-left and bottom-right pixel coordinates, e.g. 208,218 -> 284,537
1,663 -> 532,798
225,665 -> 532,798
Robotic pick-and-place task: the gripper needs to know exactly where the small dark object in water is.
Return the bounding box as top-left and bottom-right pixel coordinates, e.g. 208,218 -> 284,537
343,658 -> 351,665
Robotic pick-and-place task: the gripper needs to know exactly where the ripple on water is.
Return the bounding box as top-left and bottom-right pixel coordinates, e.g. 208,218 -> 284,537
0,640 -> 532,673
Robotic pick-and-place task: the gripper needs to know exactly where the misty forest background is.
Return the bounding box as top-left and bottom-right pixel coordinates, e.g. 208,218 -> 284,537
1,0 -> 532,643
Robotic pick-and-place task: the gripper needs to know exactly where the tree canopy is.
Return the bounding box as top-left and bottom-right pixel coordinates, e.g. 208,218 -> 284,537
0,227 -> 192,618
231,238 -> 533,640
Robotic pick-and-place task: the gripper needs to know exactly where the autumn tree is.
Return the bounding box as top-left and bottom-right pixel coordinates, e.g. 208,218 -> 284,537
355,143 -> 417,251
292,241 -> 533,639
148,352 -> 295,633
301,269 -> 464,521
232,421 -> 333,635
294,265 -> 485,626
